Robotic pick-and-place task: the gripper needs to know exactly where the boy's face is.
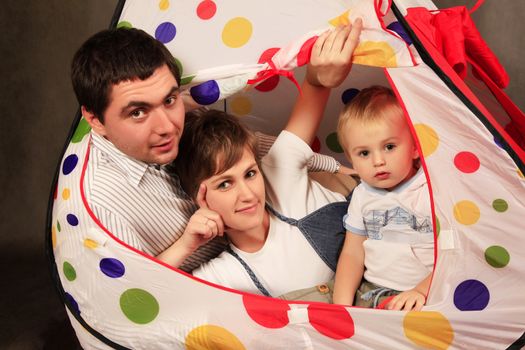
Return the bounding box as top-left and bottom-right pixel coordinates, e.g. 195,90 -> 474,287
202,148 -> 266,235
344,112 -> 419,191
84,64 -> 185,165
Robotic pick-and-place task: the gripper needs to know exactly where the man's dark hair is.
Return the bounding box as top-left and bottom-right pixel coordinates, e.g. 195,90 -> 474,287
71,27 -> 180,122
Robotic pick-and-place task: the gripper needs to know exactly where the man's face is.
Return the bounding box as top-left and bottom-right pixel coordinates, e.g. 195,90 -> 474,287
85,64 -> 185,165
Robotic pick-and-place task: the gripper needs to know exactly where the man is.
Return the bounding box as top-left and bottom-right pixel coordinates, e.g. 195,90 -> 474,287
72,28 -> 224,271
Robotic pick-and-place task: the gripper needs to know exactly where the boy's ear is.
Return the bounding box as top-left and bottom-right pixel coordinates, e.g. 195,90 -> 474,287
82,106 -> 106,136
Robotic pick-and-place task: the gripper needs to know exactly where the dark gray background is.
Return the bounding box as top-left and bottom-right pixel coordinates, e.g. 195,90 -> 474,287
1,1 -> 522,348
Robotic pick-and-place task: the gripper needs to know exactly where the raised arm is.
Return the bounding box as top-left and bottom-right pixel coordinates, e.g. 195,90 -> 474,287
285,19 -> 362,144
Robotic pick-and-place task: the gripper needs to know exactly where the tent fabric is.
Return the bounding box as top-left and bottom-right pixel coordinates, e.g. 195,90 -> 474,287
48,0 -> 525,348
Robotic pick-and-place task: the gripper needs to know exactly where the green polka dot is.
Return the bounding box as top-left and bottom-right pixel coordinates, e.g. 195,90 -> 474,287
63,261 -> 77,281
435,216 -> 440,237
120,288 -> 159,324
117,21 -> 132,29
492,199 -> 508,212
485,245 -> 510,268
326,132 -> 344,153
181,75 -> 196,86
57,221 -> 61,232
71,118 -> 92,143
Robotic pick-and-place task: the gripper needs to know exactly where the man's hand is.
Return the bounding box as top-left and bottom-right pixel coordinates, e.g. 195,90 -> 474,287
386,289 -> 426,311
307,18 -> 363,88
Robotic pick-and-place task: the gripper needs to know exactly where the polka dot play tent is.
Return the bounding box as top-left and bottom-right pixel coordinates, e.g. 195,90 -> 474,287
47,0 -> 525,348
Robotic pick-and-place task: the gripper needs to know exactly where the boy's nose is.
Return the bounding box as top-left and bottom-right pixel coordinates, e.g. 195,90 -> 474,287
373,153 -> 386,167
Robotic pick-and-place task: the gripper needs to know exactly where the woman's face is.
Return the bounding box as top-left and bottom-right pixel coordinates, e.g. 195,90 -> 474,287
202,147 -> 266,235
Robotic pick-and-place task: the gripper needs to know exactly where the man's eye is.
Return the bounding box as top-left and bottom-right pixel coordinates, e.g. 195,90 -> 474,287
130,110 -> 145,119
165,95 -> 177,106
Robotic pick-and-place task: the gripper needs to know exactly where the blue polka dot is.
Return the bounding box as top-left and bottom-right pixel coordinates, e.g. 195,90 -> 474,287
341,88 -> 360,105
100,258 -> 126,278
66,214 -> 79,227
387,21 -> 412,46
62,154 -> 79,175
65,292 -> 80,315
453,279 -> 490,311
190,80 -> 220,105
155,22 -> 177,43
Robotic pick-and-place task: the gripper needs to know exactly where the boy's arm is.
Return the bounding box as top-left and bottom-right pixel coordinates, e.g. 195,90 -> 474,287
386,273 -> 432,311
285,19 -> 362,145
333,231 -> 366,305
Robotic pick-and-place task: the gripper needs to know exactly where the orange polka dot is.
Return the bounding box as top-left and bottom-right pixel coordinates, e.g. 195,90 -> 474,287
186,325 -> 246,350
404,311 -> 454,349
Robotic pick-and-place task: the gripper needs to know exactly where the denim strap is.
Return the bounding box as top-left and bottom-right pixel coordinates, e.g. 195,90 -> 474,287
225,245 -> 272,297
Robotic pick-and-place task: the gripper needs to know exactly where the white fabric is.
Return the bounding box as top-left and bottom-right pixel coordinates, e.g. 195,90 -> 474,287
344,168 -> 434,291
193,131 -> 345,296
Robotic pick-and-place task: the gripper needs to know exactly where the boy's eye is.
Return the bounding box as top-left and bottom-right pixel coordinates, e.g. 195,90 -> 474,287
385,144 -> 396,151
358,150 -> 369,157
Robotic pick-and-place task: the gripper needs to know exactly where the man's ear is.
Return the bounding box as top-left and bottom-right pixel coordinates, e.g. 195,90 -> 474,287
82,106 -> 106,136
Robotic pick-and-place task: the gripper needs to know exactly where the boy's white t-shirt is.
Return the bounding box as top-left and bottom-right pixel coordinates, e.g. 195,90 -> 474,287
344,169 -> 434,291
193,131 -> 345,296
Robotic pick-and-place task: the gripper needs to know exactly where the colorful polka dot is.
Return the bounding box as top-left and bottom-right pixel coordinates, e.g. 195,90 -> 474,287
83,239 -> 98,249
453,279 -> 490,311
453,200 -> 480,225
518,168 -> 524,179
65,292 -> 80,315
62,154 -> 78,175
329,11 -> 350,27
222,17 -> 252,48
62,188 -> 71,200
403,312 -> 454,349
353,41 -> 397,67
71,118 -> 91,143
242,295 -> 290,329
181,75 -> 196,86
326,132 -> 344,153
230,96 -> 252,116
190,80 -> 220,105
100,258 -> 126,278
155,22 -> 177,44
158,0 -> 169,11
255,75 -> 280,92
311,137 -> 321,153
57,220 -> 61,232
297,36 -> 318,67
120,288 -> 159,324
492,199 -> 508,212
117,21 -> 132,29
341,88 -> 360,105
63,261 -> 77,281
53,184 -> 58,200
52,225 -> 57,249
454,151 -> 480,173
185,325 -> 246,350
414,124 -> 439,158
435,216 -> 440,237
307,304 -> 354,340
197,0 -> 217,20
66,214 -> 79,227
484,245 -> 510,268
387,21 -> 413,46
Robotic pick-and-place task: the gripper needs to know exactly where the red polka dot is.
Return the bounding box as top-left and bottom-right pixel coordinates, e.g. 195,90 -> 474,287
242,295 -> 290,329
311,137 -> 321,153
255,75 -> 280,92
196,0 -> 216,20
54,184 -> 58,200
307,304 -> 354,340
297,36 -> 318,67
454,151 -> 480,173
258,47 -> 280,64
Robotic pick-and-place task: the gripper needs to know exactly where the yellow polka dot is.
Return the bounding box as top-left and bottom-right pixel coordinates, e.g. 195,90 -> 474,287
518,168 -> 524,179
230,96 -> 252,116
84,239 -> 99,249
404,312 -> 454,350
158,0 -> 169,10
414,124 -> 439,158
453,200 -> 480,225
62,188 -> 71,200
52,225 -> 57,249
329,10 -> 350,26
185,325 -> 246,350
353,41 -> 397,67
222,17 -> 252,48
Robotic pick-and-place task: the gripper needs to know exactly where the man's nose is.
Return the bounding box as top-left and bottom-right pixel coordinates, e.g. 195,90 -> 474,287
152,108 -> 175,134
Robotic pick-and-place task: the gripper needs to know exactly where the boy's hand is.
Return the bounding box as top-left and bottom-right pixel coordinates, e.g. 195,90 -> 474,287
307,18 -> 363,88
386,289 -> 426,311
180,184 -> 225,253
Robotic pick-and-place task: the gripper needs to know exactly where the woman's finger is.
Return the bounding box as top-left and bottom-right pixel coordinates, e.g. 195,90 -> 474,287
196,183 -> 209,209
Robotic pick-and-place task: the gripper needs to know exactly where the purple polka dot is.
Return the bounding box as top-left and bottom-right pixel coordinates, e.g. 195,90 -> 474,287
341,88 -> 360,105
155,22 -> 177,43
65,292 -> 80,315
66,214 -> 79,226
100,258 -> 125,278
453,279 -> 490,311
62,154 -> 79,175
190,80 -> 220,105
387,21 -> 412,46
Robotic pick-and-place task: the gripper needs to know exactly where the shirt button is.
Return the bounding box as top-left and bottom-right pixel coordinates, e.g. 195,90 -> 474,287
317,284 -> 329,294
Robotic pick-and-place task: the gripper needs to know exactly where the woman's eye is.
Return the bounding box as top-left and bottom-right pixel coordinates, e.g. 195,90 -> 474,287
246,169 -> 257,178
217,181 -> 231,190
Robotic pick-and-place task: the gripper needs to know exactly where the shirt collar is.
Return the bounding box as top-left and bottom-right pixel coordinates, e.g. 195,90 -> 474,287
91,131 -> 158,188
362,167 -> 426,194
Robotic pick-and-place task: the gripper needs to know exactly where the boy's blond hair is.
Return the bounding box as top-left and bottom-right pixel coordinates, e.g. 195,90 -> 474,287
337,86 -> 404,160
